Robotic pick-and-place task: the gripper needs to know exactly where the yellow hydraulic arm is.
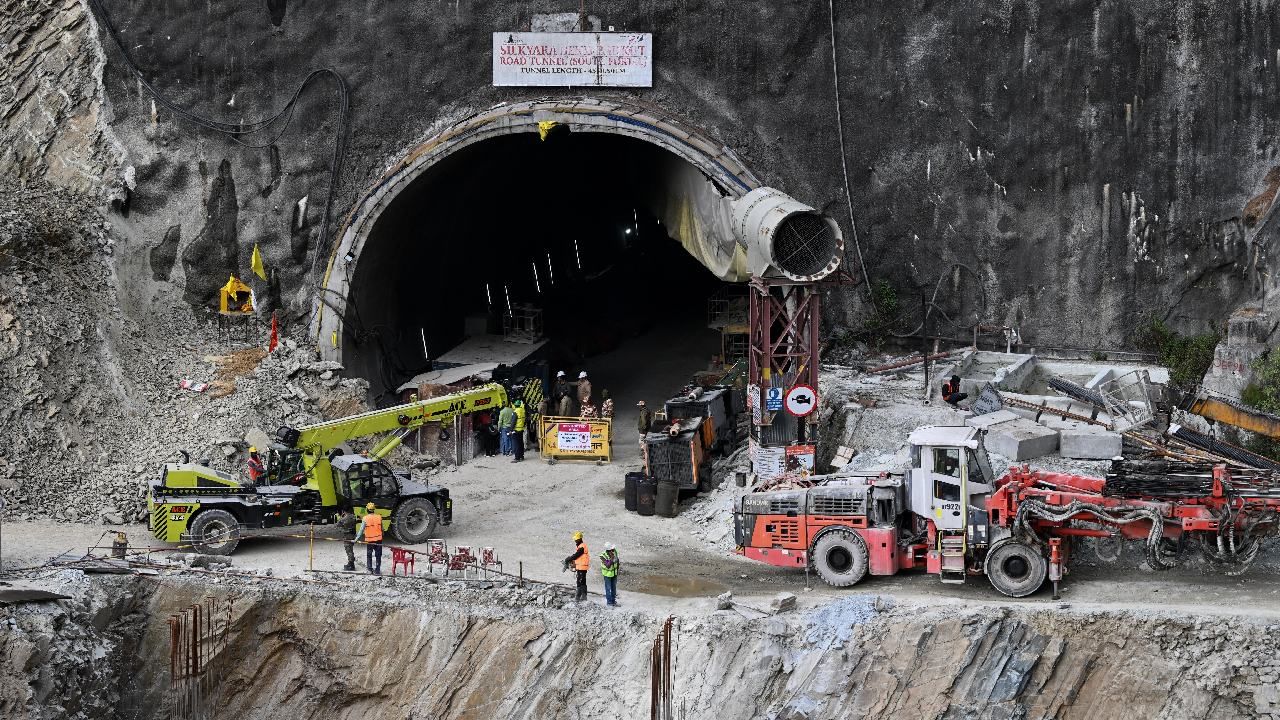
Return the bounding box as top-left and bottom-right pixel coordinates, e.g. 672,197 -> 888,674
289,383 -> 509,459
1184,392 -> 1280,439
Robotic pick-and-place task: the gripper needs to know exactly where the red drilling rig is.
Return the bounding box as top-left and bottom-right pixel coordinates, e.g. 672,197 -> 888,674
733,426 -> 1280,597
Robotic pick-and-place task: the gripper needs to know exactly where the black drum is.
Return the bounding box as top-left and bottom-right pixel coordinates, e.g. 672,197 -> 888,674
624,472 -> 643,511
655,480 -> 680,518
636,477 -> 657,516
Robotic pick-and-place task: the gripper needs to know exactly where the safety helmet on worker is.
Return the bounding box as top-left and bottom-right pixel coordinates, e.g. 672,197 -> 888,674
556,370 -> 566,377
248,446 -> 258,454
578,371 -> 588,379
573,531 -> 583,541
605,542 -> 615,551
366,502 -> 376,511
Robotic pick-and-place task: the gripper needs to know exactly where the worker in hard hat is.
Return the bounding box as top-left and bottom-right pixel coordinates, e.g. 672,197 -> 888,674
246,447 -> 265,485
576,371 -> 592,407
512,399 -> 527,462
562,531 -> 590,602
599,542 -> 620,607
554,370 -> 573,417
360,502 -> 385,575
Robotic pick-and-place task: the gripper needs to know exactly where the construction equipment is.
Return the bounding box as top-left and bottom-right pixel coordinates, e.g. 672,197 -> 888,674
643,417 -> 714,492
664,385 -> 738,456
734,425 -> 1280,597
148,383 -> 508,555
1182,387 -> 1280,439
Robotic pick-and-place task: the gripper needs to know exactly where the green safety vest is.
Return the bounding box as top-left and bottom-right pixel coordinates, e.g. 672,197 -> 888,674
599,551 -> 618,578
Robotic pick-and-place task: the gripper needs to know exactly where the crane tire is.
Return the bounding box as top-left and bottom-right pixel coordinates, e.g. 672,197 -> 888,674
188,509 -> 240,555
392,497 -> 439,545
811,528 -> 869,588
985,539 -> 1047,597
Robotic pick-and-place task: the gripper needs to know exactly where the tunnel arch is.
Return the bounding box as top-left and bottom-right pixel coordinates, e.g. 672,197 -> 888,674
315,98 -> 769,365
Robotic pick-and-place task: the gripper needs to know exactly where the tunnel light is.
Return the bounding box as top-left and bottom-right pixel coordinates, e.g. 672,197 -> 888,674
420,328 -> 429,361
532,261 -> 541,294
625,228 -> 632,235
574,239 -> 582,270
485,283 -> 492,306
546,252 -> 555,285
504,284 -> 512,314
634,208 -> 640,239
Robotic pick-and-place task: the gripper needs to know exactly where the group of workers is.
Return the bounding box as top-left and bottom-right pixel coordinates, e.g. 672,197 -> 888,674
338,503 -> 386,574
334,508 -> 622,607
563,530 -> 621,606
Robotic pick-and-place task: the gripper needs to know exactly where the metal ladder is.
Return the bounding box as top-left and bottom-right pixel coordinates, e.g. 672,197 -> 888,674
939,530 -> 967,584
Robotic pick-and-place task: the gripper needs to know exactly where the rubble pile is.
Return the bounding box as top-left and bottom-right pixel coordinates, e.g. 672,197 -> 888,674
0,181 -> 374,525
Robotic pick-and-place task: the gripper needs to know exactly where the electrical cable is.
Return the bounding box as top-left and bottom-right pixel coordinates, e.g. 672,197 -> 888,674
888,262 -> 988,338
85,0 -> 350,282
827,0 -> 874,303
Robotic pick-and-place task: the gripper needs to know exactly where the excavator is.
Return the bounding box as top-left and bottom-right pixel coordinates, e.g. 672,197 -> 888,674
147,383 -> 508,554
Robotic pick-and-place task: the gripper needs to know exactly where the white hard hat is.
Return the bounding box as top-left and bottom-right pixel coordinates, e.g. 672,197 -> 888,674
556,370 -> 566,377
578,371 -> 588,379
605,542 -> 615,551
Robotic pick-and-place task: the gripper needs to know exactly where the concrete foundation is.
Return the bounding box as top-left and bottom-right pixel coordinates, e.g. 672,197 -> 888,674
984,418 -> 1060,461
1059,424 -> 1123,460
965,409 -> 1019,431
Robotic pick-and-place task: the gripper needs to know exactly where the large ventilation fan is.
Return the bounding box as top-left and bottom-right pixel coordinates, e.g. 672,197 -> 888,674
731,187 -> 844,282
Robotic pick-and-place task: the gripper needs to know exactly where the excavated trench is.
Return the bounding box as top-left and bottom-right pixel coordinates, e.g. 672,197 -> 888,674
3,573 -> 1279,719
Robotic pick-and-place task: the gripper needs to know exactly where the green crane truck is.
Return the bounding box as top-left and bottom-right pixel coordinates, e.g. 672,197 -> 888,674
147,383 -> 508,554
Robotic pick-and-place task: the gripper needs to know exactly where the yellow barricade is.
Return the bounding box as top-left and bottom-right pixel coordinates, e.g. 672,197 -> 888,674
539,415 -> 612,463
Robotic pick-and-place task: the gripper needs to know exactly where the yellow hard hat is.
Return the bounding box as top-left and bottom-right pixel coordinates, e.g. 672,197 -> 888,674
248,446 -> 258,453
366,502 -> 376,511
572,531 -> 583,541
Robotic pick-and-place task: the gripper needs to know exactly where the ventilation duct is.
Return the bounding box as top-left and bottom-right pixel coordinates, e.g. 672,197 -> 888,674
731,187 -> 844,282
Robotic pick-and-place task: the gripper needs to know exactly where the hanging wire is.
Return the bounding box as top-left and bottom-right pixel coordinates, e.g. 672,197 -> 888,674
85,0 -> 350,281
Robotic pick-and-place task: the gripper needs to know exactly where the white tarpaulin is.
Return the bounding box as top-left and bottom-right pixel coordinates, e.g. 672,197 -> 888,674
493,32 -> 653,87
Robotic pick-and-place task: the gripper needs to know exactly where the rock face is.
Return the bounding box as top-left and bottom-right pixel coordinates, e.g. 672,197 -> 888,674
0,0 -> 1270,350
2,575 -> 1278,719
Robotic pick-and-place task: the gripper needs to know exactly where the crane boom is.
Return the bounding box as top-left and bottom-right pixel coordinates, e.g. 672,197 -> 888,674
281,383 -> 508,457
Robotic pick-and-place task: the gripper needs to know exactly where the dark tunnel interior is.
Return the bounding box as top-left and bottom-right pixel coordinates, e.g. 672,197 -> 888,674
343,131 -> 730,403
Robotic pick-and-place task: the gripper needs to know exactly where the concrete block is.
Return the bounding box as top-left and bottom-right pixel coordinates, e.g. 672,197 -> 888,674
1084,368 -> 1114,390
984,419 -> 1059,461
965,409 -> 1019,430
1059,425 -> 1123,460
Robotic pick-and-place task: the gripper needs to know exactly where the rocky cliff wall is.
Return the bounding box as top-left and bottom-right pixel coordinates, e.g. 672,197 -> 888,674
5,1 -> 1277,352
2,574 -> 1278,719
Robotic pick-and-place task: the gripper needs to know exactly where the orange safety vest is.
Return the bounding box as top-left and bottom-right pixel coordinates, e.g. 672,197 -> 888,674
362,513 -> 384,542
574,542 -> 590,571
247,455 -> 265,481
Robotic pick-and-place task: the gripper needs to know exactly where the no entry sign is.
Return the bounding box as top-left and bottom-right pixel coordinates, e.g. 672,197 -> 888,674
784,385 -> 817,417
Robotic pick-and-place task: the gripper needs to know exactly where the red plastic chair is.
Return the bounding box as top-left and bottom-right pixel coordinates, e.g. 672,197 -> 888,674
391,547 -> 415,576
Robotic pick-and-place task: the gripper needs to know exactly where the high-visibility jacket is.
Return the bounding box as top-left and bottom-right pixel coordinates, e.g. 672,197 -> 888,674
361,513 -> 384,542
599,550 -> 618,578
514,405 -> 527,432
574,542 -> 590,571
247,455 -> 265,482
942,380 -> 957,396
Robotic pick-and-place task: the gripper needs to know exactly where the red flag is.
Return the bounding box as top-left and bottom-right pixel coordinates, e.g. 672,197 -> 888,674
268,312 -> 279,352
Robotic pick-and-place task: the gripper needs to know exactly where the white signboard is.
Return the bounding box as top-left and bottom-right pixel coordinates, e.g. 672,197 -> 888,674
493,32 -> 653,87
556,422 -> 592,451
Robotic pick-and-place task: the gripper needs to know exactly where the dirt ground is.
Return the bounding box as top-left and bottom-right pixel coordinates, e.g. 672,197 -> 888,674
6,319 -> 1280,621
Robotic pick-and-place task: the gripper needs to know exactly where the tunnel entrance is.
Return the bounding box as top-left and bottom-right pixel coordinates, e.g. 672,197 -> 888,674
342,129 -> 731,405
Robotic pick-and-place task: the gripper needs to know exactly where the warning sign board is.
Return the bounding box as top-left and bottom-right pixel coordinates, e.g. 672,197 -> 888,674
784,385 -> 817,417
556,422 -> 592,451
747,384 -> 763,426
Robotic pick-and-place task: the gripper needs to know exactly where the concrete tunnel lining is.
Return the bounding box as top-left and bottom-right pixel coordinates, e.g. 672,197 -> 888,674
315,98 -> 767,365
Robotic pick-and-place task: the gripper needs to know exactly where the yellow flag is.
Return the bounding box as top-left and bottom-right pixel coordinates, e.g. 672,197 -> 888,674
250,243 -> 267,281
537,121 -> 559,141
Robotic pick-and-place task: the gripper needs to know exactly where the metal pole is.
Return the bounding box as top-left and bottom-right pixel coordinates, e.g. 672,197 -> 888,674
921,291 -> 930,403
308,523 -> 315,573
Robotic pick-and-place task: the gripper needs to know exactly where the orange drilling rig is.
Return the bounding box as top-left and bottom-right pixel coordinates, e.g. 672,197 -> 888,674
733,426 -> 1280,597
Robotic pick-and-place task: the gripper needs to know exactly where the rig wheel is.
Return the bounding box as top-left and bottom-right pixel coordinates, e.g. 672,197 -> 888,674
188,509 -> 241,555
811,528 -> 869,588
392,497 -> 439,545
984,539 -> 1047,598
